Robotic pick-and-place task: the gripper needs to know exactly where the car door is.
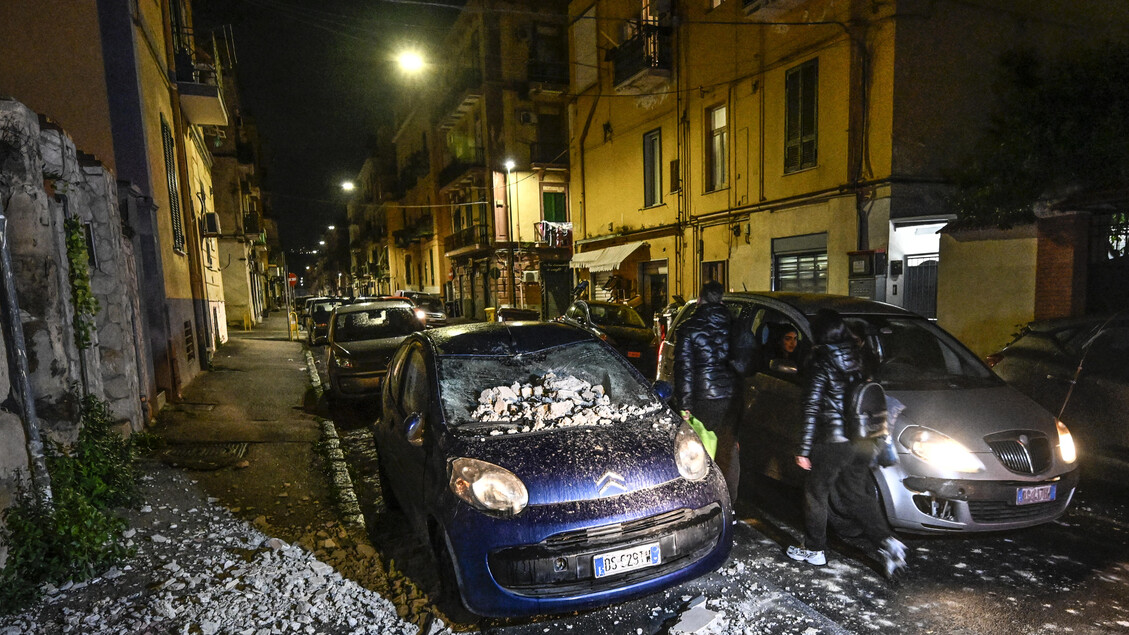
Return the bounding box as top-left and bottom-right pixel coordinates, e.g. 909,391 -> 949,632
382,341 -> 432,523
735,300 -> 811,484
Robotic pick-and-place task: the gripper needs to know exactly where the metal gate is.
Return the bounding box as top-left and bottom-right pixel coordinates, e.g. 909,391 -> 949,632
1087,212 -> 1129,313
903,254 -> 938,318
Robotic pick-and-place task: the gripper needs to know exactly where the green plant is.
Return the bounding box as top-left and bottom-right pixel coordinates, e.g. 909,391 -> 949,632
63,216 -> 99,349
0,396 -> 140,613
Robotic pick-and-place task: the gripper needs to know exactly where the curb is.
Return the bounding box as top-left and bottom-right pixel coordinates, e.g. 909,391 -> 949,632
304,350 -> 365,530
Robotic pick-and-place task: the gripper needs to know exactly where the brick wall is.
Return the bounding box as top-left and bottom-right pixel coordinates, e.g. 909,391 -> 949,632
1035,214 -> 1088,320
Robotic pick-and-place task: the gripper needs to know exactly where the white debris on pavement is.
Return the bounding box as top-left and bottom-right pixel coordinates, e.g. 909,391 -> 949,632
471,372 -> 664,433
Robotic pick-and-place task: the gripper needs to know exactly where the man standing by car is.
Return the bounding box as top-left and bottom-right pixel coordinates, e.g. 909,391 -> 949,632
674,280 -> 739,500
788,309 -> 907,576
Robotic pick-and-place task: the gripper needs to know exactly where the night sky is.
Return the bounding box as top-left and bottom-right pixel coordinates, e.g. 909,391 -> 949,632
194,0 -> 465,254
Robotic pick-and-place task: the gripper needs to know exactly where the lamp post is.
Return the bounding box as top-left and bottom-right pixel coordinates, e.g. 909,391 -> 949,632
505,159 -> 517,307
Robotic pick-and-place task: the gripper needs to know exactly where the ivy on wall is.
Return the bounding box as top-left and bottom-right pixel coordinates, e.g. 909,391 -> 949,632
63,216 -> 99,349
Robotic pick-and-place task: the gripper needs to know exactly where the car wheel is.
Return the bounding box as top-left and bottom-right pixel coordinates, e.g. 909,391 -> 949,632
431,531 -> 478,627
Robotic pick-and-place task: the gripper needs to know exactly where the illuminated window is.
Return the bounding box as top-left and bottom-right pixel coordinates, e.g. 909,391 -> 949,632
706,105 -> 727,192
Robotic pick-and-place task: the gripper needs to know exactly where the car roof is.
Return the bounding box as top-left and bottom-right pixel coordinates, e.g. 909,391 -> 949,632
719,291 -> 918,318
419,322 -> 596,356
335,301 -> 414,314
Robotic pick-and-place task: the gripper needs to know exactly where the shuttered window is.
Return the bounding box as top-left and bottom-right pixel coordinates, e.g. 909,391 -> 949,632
160,117 -> 186,252
643,128 -> 662,207
785,59 -> 818,174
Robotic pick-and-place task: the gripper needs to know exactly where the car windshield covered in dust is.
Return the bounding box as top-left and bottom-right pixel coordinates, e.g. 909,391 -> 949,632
437,340 -> 663,431
332,307 -> 420,343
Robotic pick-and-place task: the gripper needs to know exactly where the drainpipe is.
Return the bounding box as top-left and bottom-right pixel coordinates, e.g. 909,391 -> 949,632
0,214 -> 53,505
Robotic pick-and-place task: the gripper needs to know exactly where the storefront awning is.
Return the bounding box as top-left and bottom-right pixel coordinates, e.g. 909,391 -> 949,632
569,241 -> 647,273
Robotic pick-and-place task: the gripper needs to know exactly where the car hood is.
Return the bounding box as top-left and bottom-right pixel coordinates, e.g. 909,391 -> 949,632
334,337 -> 407,365
450,418 -> 683,505
888,386 -> 1057,450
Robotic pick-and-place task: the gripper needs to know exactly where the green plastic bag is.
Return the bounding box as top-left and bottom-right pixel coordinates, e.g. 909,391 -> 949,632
687,415 -> 717,459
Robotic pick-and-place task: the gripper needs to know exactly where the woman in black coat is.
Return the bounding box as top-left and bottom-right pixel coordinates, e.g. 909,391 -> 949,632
786,309 -> 907,577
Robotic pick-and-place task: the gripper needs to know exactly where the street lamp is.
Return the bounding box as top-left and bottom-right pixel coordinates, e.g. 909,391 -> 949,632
327,225 -> 336,230
341,181 -> 355,192
397,50 -> 425,75
505,159 -> 517,307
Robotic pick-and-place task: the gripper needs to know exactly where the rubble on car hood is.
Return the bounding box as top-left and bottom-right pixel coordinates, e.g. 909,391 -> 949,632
470,372 -> 669,434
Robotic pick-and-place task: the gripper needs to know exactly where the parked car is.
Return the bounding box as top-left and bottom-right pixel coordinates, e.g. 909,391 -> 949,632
658,292 -> 1079,534
408,293 -> 449,327
988,314 -> 1129,457
375,322 -> 732,618
560,300 -> 658,379
300,296 -> 328,324
306,298 -> 344,346
325,303 -> 424,401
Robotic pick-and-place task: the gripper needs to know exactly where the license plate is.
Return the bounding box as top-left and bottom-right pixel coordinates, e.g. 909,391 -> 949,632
627,351 -> 642,358
593,543 -> 661,578
1016,484 -> 1056,505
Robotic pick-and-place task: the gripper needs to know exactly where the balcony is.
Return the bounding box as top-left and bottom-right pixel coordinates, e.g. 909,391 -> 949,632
393,214 -> 434,249
438,147 -> 486,189
535,221 -> 572,248
527,59 -> 569,95
242,213 -> 261,235
437,67 -> 484,130
399,148 -> 430,191
530,142 -> 568,166
175,45 -> 229,127
444,223 -> 492,254
612,24 -> 672,95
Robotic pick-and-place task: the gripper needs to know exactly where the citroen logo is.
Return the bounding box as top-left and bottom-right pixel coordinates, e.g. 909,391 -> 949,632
596,471 -> 626,496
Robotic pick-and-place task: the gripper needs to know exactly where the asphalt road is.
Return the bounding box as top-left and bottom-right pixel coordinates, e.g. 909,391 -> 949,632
317,350 -> 1129,635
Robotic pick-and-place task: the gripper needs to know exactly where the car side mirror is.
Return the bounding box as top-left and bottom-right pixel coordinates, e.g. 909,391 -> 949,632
404,413 -> 425,447
653,380 -> 673,402
769,359 -> 798,375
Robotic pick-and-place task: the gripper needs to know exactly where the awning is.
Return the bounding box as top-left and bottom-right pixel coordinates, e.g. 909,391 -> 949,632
569,241 -> 647,273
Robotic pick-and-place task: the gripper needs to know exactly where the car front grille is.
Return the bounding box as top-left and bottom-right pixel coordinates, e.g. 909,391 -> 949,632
967,498 -> 1070,523
986,432 -> 1052,474
487,503 -> 724,597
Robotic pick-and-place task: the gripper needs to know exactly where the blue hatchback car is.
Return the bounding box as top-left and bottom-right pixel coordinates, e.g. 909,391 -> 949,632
375,322 -> 733,618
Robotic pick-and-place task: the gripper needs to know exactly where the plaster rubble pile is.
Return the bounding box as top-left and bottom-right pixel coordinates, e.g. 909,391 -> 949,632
471,373 -> 666,433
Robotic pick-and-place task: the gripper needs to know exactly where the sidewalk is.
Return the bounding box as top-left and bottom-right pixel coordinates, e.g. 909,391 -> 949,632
0,315 -> 441,635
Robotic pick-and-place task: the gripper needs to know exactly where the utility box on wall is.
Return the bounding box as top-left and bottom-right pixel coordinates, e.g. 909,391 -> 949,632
847,250 -> 887,301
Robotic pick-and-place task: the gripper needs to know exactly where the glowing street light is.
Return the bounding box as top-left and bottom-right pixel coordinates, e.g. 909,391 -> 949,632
397,50 -> 425,75
341,181 -> 355,192
327,225 -> 336,230
319,240 -> 326,246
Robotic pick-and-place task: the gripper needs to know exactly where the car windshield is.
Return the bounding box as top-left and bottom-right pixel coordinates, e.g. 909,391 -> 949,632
416,297 -> 444,312
844,315 -> 1000,390
588,303 -> 646,328
334,308 -> 419,342
311,301 -> 341,320
437,341 -> 664,431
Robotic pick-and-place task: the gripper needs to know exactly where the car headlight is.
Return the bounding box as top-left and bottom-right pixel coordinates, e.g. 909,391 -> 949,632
674,423 -> 709,481
448,457 -> 528,515
1056,419 -> 1077,464
333,355 -> 354,368
897,426 -> 985,473
415,308 -> 427,323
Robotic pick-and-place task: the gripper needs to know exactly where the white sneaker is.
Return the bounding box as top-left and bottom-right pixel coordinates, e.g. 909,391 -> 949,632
786,545 -> 827,566
880,537 -> 907,577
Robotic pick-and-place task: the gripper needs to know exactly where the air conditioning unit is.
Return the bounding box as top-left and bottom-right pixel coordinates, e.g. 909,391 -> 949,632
201,212 -> 222,237
522,270 -> 540,283
518,110 -> 537,125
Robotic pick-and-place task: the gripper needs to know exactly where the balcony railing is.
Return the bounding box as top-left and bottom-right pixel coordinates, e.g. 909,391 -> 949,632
612,24 -> 672,93
438,147 -> 486,188
535,221 -> 572,248
437,67 -> 484,130
530,142 -> 568,166
527,59 -> 569,86
444,223 -> 492,253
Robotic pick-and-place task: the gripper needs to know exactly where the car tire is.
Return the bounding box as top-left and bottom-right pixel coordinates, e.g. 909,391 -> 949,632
432,531 -> 478,627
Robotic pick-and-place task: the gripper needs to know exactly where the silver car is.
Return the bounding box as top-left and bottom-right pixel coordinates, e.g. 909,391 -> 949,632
658,292 -> 1079,534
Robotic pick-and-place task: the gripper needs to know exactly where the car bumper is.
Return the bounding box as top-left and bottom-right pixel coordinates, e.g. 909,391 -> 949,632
879,467 -> 1080,533
441,469 -> 732,618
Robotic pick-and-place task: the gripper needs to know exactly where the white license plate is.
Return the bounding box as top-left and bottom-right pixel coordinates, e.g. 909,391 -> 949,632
1016,484 -> 1056,505
592,543 -> 661,578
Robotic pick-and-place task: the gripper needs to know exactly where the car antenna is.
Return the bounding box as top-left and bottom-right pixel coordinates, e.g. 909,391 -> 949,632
742,282 -> 748,291
1057,308 -> 1127,420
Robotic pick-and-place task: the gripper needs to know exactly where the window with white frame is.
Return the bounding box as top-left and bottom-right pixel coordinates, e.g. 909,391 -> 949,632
706,105 -> 727,192
643,128 -> 662,207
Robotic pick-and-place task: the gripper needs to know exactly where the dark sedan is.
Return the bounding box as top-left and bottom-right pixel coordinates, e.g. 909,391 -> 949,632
307,298 -> 344,346
325,303 -> 423,401
561,300 -> 658,379
375,322 -> 732,618
989,314 -> 1129,458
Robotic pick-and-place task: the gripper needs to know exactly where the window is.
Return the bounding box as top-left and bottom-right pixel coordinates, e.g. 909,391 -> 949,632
160,117 -> 186,252
701,260 -> 728,290
405,254 -> 413,285
706,105 -> 727,191
772,233 -> 827,293
543,190 -> 567,222
643,129 -> 662,207
785,59 -> 818,173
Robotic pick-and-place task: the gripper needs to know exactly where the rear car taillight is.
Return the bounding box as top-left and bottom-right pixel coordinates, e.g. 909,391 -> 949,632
985,352 -> 1003,368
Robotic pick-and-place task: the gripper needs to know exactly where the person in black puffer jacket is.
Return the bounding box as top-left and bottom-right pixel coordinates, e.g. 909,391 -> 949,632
786,309 -> 907,577
674,280 -> 739,499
